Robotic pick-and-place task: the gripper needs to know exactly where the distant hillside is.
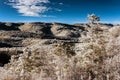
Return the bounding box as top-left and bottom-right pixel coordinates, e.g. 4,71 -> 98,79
0,22 -> 115,47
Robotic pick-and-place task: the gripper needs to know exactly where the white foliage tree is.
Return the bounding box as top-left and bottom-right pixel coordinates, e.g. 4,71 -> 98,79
88,14 -> 100,24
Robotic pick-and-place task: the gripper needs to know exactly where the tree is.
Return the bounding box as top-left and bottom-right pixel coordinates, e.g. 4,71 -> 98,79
87,14 -> 100,24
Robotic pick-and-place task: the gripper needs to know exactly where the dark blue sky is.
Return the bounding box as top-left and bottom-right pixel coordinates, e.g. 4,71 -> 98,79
0,0 -> 120,24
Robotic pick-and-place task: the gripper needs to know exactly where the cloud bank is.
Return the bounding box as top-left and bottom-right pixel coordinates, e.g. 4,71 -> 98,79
8,0 -> 50,17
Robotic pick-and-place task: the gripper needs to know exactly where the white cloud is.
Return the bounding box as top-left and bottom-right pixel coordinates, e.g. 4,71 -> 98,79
8,0 -> 50,16
59,3 -> 63,5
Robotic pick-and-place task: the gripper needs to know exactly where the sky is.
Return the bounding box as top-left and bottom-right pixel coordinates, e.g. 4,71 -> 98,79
0,0 -> 120,24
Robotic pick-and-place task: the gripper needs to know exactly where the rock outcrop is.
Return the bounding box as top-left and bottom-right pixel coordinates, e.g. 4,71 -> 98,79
51,23 -> 81,39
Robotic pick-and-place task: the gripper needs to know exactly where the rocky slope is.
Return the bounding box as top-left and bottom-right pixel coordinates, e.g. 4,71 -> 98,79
0,22 -> 114,49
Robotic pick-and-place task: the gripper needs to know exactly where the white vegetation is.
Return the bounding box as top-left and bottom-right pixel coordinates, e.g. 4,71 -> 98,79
88,14 -> 100,23
0,24 -> 120,80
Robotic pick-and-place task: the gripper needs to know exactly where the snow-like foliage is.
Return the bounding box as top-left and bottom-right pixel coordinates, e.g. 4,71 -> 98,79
0,24 -> 120,80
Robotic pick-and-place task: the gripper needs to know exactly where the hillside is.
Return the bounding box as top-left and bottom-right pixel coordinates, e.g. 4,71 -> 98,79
0,22 -> 119,80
